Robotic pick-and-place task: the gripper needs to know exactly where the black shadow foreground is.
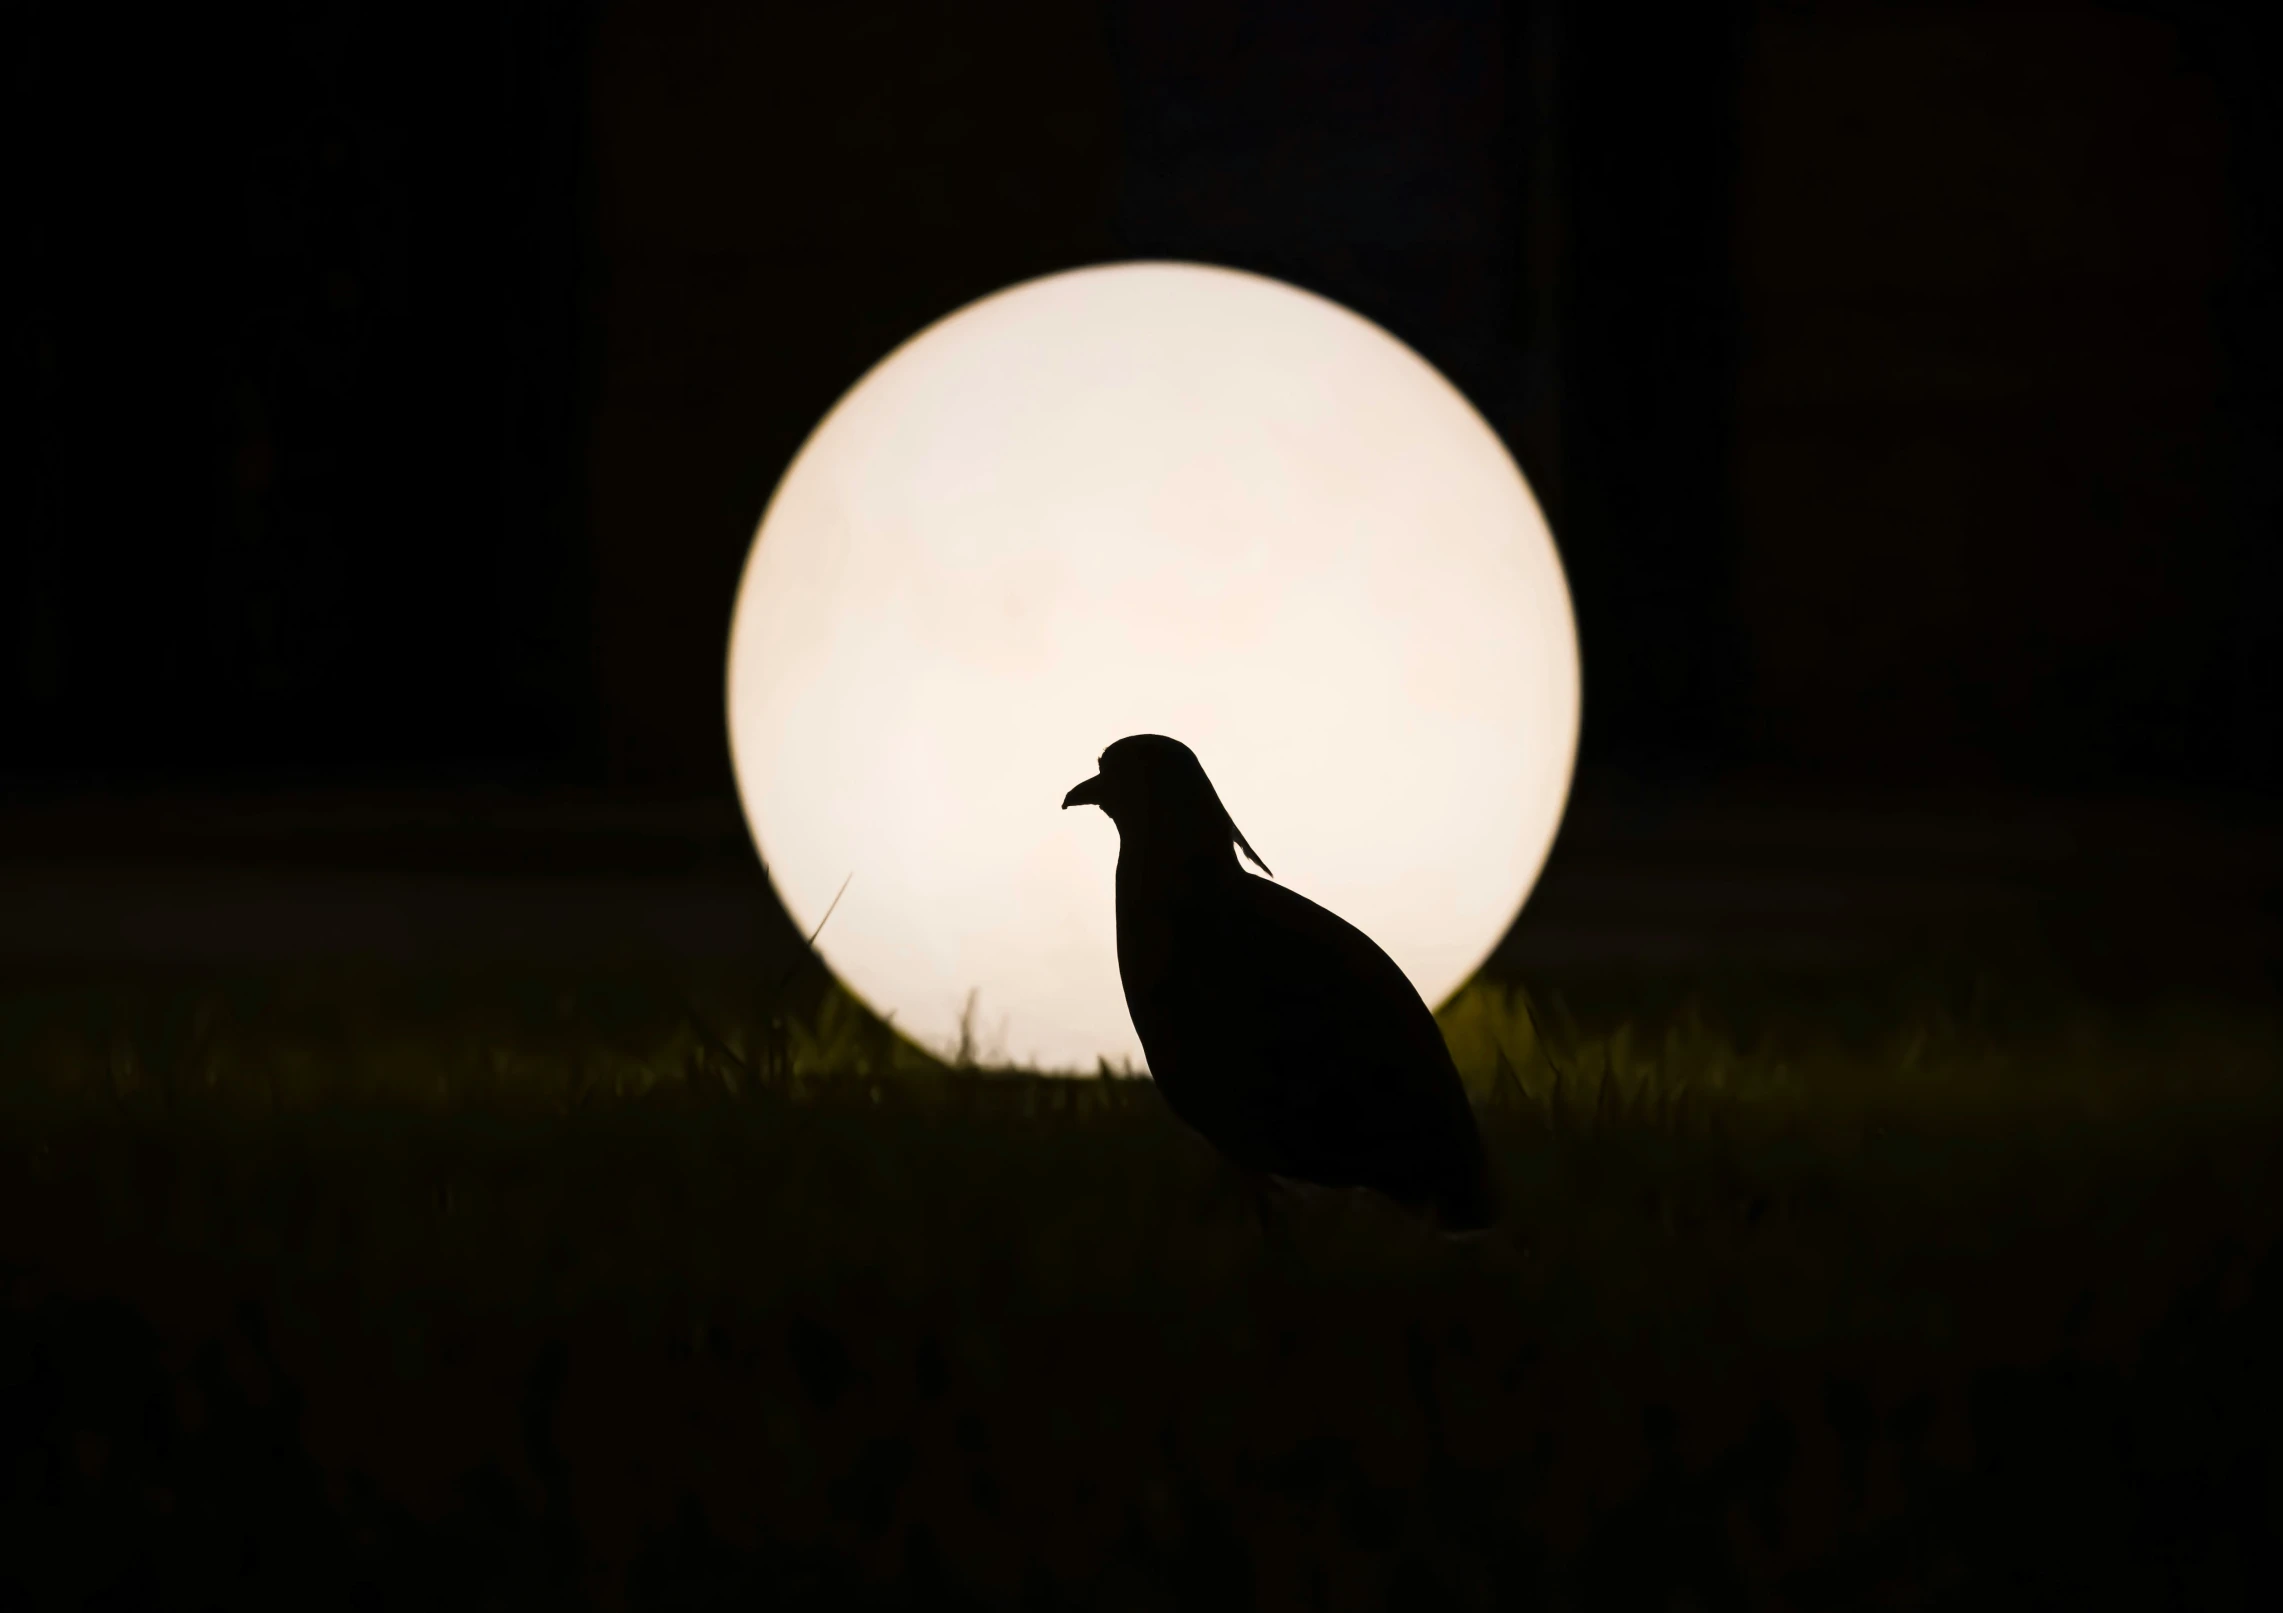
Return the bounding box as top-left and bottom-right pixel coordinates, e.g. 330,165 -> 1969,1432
1064,734 -> 1496,1233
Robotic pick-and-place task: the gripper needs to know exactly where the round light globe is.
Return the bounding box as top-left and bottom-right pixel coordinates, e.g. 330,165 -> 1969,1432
727,262 -> 1579,1073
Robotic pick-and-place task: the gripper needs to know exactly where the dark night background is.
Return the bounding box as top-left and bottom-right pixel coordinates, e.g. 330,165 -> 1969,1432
13,0 -> 2277,805
8,0 -> 2282,1000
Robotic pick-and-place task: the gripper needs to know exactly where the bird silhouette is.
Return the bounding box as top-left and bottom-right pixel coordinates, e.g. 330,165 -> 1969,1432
1063,734 -> 1497,1233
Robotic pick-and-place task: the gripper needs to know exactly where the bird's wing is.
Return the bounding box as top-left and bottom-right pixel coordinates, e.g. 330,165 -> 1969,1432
1218,874 -> 1477,1189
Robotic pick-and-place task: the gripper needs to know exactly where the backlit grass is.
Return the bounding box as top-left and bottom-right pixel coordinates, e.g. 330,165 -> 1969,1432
2,965 -> 2278,1609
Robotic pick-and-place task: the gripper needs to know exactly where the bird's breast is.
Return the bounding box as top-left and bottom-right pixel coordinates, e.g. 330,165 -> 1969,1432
1112,881 -> 1188,1029
1112,860 -> 1244,1062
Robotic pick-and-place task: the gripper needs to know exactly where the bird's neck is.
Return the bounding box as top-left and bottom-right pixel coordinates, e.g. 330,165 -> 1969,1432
1116,834 -> 1240,893
1114,836 -> 1240,1001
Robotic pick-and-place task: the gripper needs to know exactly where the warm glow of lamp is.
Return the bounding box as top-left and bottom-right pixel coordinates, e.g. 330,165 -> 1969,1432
727,262 -> 1580,1072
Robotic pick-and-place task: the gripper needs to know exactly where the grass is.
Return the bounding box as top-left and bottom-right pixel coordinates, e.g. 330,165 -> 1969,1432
2,963 -> 2279,1609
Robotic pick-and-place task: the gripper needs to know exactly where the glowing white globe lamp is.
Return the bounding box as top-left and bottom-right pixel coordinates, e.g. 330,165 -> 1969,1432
727,262 -> 1579,1073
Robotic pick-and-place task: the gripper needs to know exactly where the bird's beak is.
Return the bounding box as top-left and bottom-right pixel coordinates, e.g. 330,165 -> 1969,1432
1062,774 -> 1105,811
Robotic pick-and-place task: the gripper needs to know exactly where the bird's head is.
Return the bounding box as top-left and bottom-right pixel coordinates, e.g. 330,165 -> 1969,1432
1062,734 -> 1272,877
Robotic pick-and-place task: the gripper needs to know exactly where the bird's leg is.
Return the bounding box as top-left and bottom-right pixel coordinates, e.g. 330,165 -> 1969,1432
1242,1169 -> 1312,1267
1241,1168 -> 1279,1239
1211,1162 -> 1276,1235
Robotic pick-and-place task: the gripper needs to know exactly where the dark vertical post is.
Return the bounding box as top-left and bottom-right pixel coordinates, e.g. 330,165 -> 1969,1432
1506,0 -> 1565,527
497,0 -> 603,783
1551,0 -> 1749,776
